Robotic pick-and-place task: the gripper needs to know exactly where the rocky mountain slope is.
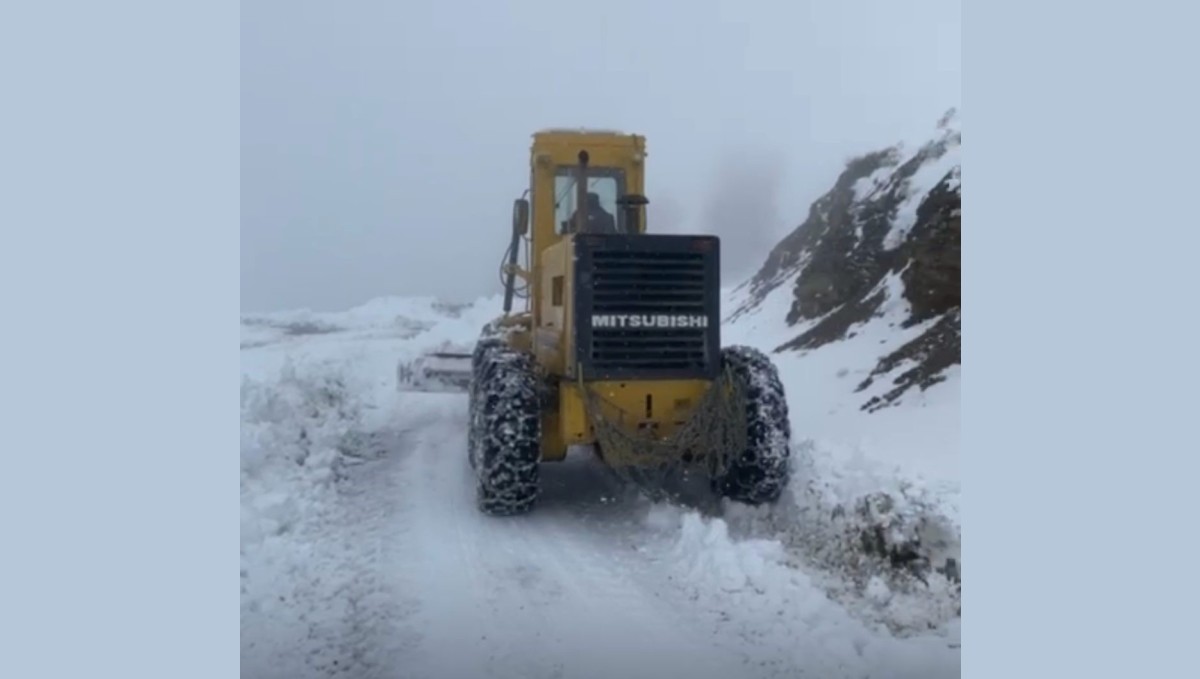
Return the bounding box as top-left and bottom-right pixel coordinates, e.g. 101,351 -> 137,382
728,108 -> 961,411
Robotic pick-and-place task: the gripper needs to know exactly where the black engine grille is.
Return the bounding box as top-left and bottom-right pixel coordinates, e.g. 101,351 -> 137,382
574,235 -> 720,380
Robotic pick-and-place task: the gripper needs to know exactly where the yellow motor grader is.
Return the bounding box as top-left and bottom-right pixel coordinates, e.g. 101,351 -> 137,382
460,128 -> 792,515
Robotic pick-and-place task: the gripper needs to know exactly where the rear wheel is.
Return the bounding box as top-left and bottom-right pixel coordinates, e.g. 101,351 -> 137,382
713,345 -> 792,505
467,337 -> 506,470
468,345 -> 541,515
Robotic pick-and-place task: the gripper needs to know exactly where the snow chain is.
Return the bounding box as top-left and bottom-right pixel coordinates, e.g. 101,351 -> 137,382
575,364 -> 748,499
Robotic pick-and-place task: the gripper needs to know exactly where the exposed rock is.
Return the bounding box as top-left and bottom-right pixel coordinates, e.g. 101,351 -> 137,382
857,309 -> 960,412
730,108 -> 962,409
727,149 -> 898,323
900,171 -> 961,327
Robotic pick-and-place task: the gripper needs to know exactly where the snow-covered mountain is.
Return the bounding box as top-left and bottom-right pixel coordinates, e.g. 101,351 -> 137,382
729,107 -> 961,413
240,115 -> 963,678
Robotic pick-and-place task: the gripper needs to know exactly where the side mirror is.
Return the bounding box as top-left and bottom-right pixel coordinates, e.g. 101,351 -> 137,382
512,198 -> 529,236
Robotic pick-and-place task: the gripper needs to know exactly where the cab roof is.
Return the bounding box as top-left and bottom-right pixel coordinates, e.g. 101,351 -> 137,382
534,127 -> 628,136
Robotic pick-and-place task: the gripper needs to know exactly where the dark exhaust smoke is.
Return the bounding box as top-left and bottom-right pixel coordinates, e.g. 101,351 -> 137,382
698,148 -> 787,284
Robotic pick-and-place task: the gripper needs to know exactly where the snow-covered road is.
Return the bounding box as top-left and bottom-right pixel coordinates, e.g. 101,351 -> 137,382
378,394 -> 753,679
240,296 -> 961,679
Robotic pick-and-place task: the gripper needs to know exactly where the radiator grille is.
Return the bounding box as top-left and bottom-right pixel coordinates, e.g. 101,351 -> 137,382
588,250 -> 709,371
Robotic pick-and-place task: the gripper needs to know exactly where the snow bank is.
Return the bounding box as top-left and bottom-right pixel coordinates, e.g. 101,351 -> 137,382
642,504 -> 960,678
241,294 -> 505,352
715,257 -> 961,637
244,295 -> 462,332
239,291 -> 504,559
722,439 -> 961,632
241,359 -> 363,537
241,293 -> 506,387
240,356 -> 378,677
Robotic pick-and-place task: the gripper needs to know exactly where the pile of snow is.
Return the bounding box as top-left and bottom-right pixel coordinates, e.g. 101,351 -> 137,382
639,504 -> 959,677
241,357 -> 371,676
241,294 -> 501,352
241,293 -> 504,383
239,294 -> 504,543
721,439 -> 961,635
241,359 -> 364,542
714,280 -> 961,632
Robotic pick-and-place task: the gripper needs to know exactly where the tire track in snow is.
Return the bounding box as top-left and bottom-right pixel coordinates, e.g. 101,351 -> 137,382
383,396 -> 751,679
325,426 -> 426,678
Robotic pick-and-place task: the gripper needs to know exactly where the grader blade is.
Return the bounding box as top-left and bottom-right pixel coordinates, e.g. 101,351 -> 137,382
396,350 -> 474,392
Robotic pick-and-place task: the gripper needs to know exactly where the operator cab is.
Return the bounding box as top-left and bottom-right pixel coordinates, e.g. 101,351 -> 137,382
553,149 -> 649,236
556,167 -> 625,234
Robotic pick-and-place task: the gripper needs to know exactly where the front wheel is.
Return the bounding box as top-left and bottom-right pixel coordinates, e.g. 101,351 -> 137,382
468,345 -> 541,515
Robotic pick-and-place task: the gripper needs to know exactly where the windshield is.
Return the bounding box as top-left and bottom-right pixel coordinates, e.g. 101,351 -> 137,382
554,168 -> 627,234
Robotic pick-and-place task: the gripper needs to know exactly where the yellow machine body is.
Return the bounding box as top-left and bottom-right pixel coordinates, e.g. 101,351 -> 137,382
498,129 -> 718,463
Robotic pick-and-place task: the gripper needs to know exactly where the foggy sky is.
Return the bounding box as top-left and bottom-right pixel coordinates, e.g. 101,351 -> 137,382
242,0 -> 961,313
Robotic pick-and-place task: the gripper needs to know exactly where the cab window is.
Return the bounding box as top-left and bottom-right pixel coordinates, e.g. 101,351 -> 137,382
554,168 -> 626,234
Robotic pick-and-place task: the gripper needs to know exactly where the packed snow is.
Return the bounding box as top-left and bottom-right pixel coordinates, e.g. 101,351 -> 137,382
242,290 -> 961,678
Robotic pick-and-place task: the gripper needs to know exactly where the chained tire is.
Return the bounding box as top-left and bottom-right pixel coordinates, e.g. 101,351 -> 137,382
714,345 -> 792,505
466,336 -> 507,470
468,344 -> 541,515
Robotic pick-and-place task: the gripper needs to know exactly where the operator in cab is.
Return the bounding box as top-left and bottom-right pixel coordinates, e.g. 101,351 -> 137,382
565,192 -> 618,234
